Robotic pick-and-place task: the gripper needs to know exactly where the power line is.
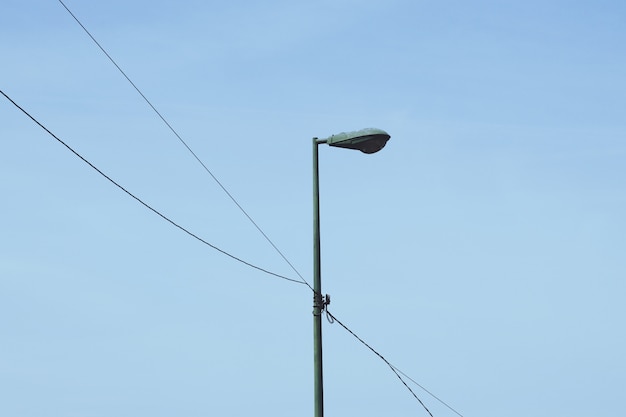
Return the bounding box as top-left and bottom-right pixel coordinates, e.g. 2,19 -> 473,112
1,88 -> 304,286
327,309 -> 466,417
57,0 -> 313,291
390,364 -> 464,417
3,88 -> 461,415
47,5 -> 463,413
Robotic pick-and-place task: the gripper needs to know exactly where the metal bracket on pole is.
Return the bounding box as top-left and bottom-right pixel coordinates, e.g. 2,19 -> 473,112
313,292 -> 331,313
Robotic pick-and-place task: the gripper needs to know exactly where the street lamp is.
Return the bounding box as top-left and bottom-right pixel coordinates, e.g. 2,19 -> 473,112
312,127 -> 390,417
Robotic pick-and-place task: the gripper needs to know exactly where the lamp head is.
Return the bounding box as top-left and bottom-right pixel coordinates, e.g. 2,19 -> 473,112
326,128 -> 390,154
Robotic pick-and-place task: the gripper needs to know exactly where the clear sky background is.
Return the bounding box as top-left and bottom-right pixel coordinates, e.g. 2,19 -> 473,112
1,1 -> 625,416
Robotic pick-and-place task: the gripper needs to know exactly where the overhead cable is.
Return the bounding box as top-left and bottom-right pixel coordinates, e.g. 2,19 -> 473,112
390,364 -> 465,417
0,88 -> 303,286
52,4 -> 463,413
57,0 -> 312,291
3,84 -> 463,415
326,309 -> 437,417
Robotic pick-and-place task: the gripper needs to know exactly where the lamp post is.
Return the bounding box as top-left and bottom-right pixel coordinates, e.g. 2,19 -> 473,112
312,127 -> 391,417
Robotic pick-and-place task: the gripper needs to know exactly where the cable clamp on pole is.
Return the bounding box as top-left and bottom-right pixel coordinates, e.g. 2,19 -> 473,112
314,292 -> 333,323
313,292 -> 331,315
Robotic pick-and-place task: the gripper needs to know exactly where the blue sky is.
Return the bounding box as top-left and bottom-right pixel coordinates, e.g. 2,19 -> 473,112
2,1 -> 625,416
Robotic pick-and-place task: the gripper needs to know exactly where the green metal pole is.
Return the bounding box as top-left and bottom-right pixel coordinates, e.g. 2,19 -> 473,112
312,137 -> 324,417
